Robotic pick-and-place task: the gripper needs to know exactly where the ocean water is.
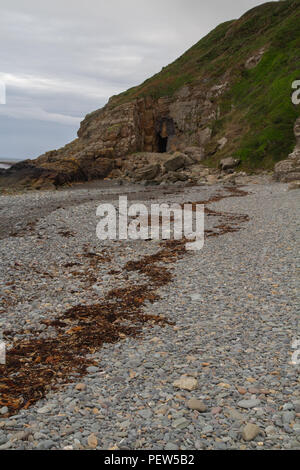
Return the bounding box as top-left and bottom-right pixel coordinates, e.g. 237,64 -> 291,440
0,163 -> 11,169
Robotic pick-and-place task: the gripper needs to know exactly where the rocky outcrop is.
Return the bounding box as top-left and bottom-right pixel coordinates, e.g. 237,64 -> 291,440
0,0 -> 298,190
245,47 -> 266,70
219,157 -> 241,172
0,80 -> 231,189
134,163 -> 161,182
274,118 -> 300,182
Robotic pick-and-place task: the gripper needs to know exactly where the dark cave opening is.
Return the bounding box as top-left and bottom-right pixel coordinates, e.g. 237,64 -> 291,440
157,134 -> 168,153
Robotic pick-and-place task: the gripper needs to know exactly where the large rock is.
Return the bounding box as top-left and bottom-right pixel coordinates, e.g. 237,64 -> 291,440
165,171 -> 188,183
274,118 -> 300,182
219,157 -> 240,171
164,152 -> 186,172
134,163 -> 161,181
184,147 -> 205,162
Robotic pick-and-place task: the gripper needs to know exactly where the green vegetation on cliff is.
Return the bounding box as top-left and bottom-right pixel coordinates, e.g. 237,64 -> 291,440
110,0 -> 300,169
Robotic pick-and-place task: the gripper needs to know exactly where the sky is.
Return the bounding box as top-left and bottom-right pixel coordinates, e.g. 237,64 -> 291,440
0,0 -> 271,161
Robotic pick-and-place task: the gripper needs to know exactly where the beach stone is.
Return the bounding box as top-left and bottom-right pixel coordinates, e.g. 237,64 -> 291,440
237,399 -> 261,409
173,376 -> 198,391
0,441 -> 12,450
242,423 -> 261,441
282,411 -> 295,424
187,398 -> 207,412
75,383 -> 86,391
165,442 -> 178,450
87,366 -> 99,374
36,440 -> 55,450
172,418 -> 189,429
138,409 -> 152,419
87,433 -> 98,449
37,404 -> 55,414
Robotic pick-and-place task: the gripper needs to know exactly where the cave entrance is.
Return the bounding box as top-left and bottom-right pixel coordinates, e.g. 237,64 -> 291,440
157,134 -> 168,153
155,117 -> 175,153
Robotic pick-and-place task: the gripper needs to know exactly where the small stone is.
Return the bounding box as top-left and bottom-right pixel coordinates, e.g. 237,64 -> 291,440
138,409 -> 152,419
202,425 -> 213,434
282,411 -> 295,424
0,407 -> 8,415
165,442 -> 178,450
237,399 -> 260,409
172,418 -> 189,429
0,441 -> 12,450
12,431 -> 31,441
75,383 -> 86,391
36,440 -> 55,450
37,404 -> 55,414
294,401 -> 300,413
215,441 -> 227,450
242,423 -> 261,441
217,382 -> 231,389
187,398 -> 207,413
224,407 -> 245,422
282,403 -> 294,411
87,433 -> 98,449
87,366 -> 99,374
292,424 -> 300,434
265,425 -> 276,435
173,375 -> 198,391
190,294 -> 202,301
211,407 -> 222,415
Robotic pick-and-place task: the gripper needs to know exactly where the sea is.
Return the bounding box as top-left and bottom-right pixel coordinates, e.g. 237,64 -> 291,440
0,162 -> 14,169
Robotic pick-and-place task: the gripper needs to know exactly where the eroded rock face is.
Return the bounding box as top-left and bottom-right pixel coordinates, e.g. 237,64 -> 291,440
274,118 -> 300,182
0,79 -> 231,188
245,47 -> 266,70
0,64 -> 295,190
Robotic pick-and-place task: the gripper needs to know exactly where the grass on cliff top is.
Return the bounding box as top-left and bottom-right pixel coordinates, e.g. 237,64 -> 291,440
110,0 -> 299,105
95,0 -> 299,170
217,8 -> 300,169
105,0 -> 300,169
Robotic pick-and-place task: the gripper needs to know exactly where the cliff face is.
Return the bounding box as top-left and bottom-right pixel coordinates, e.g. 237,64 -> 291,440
1,0 -> 299,189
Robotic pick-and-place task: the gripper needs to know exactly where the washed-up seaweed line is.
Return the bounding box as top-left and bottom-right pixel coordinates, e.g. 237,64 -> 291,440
0,186 -> 249,416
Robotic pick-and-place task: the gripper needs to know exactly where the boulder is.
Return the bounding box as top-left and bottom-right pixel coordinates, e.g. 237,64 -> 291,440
164,152 -> 186,172
219,157 -> 240,171
184,147 -> 205,162
274,118 -> 300,182
274,154 -> 300,182
134,163 -> 161,181
165,171 -> 188,183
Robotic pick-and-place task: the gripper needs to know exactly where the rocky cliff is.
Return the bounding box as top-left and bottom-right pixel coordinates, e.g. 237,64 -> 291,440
274,117 -> 300,182
1,0 -> 299,189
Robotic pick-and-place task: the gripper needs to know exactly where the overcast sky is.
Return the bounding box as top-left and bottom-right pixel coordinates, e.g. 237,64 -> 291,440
0,0 -> 271,161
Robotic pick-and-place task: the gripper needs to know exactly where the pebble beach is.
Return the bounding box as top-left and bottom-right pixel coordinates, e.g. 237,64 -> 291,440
0,180 -> 299,450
